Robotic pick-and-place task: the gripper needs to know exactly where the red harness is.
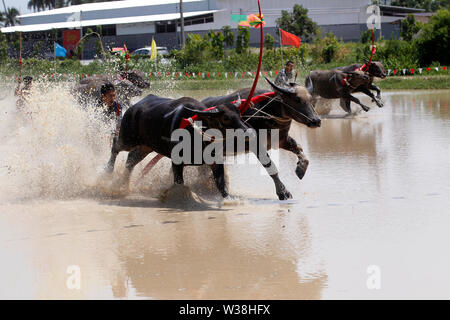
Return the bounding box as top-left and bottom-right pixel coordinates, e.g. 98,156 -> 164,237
179,92 -> 276,129
342,28 -> 377,87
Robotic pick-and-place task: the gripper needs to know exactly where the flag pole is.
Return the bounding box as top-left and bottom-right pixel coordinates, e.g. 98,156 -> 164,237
279,28 -> 284,68
54,42 -> 57,77
19,31 -> 22,81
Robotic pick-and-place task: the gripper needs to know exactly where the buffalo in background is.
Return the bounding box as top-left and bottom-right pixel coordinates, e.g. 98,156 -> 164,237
72,70 -> 150,108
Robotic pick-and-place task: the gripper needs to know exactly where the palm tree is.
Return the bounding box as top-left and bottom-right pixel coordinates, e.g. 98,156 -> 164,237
4,7 -> 20,27
0,11 -> 5,27
27,0 -> 45,12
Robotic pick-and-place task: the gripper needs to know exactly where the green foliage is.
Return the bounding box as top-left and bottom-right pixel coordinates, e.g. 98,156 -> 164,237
210,32 -> 224,60
360,29 -> 372,44
32,40 -> 45,58
0,33 -> 8,63
236,26 -> 250,54
321,33 -> 338,63
401,14 -> 421,41
310,32 -> 340,64
264,33 -> 274,50
414,9 -> 450,65
222,26 -> 234,47
276,4 -> 319,42
375,39 -> 419,69
391,0 -> 449,11
170,33 -> 211,69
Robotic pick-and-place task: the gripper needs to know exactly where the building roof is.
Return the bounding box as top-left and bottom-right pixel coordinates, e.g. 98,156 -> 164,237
1,10 -> 218,33
380,4 -> 426,15
18,0 -> 205,18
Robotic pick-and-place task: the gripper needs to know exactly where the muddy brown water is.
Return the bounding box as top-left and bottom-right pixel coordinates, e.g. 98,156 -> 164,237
0,84 -> 449,299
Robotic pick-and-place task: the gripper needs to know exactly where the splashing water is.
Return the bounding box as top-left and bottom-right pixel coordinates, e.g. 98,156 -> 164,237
0,80 -> 224,203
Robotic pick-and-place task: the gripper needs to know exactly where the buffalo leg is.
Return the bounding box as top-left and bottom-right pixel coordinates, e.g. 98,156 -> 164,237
369,83 -> 382,100
360,86 -> 383,108
345,93 -> 370,112
339,98 -> 352,113
210,163 -> 229,198
121,146 -> 151,185
105,137 -> 122,173
172,163 -> 185,185
255,150 -> 292,200
280,136 -> 309,180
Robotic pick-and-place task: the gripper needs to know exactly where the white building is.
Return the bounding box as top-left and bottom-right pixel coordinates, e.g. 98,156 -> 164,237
1,0 -> 423,58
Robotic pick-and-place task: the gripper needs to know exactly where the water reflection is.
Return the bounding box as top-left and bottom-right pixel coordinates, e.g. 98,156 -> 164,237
107,204 -> 327,299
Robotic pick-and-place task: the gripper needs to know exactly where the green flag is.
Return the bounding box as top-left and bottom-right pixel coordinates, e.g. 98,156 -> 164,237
230,14 -> 247,23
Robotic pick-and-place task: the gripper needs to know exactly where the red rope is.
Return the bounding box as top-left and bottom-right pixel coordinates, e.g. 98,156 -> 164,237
361,28 -> 376,72
239,0 -> 264,115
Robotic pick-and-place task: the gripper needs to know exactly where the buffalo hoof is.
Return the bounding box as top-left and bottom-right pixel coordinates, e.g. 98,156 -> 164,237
376,99 -> 384,108
362,105 -> 370,112
278,189 -> 292,201
295,160 -> 309,180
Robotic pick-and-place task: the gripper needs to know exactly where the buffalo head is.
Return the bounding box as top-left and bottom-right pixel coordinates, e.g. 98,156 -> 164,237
121,70 -> 151,89
364,60 -> 386,78
265,77 -> 321,128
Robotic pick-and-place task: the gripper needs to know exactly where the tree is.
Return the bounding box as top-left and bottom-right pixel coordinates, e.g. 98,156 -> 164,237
391,0 -> 449,11
276,4 -> 319,42
236,26 -> 249,54
27,0 -> 45,12
222,26 -> 234,47
210,32 -> 224,59
3,7 -> 20,27
264,33 -> 274,50
414,9 -> 450,65
0,32 -> 8,63
401,14 -> 420,41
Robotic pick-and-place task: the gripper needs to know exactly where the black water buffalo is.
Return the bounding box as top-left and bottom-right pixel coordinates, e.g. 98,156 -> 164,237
305,69 -> 371,113
105,94 -> 251,198
201,78 -> 321,200
73,70 -> 150,107
333,60 -> 386,108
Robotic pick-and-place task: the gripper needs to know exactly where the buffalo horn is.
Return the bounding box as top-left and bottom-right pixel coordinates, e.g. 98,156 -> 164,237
265,77 -> 295,95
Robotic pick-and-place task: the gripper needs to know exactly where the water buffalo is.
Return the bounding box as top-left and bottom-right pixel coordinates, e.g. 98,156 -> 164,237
201,78 -> 321,199
73,70 -> 150,108
105,94 -> 251,198
334,60 -> 386,108
139,78 -> 321,200
305,69 -> 371,113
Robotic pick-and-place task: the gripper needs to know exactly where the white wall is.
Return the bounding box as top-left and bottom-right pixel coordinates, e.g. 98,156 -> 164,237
116,22 -> 156,36
188,0 -> 373,31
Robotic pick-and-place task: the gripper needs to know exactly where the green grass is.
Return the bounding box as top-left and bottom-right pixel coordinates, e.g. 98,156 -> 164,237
375,76 -> 450,90
146,75 -> 450,91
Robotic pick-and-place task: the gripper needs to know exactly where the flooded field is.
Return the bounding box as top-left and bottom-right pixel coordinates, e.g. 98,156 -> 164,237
0,83 -> 449,299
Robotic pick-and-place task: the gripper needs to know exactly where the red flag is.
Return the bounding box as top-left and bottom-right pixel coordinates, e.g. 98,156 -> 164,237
280,29 -> 301,48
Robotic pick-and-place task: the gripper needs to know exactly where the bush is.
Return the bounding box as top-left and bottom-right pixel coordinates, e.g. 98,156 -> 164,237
236,26 -> 250,54
264,33 -> 274,50
414,9 -> 449,66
